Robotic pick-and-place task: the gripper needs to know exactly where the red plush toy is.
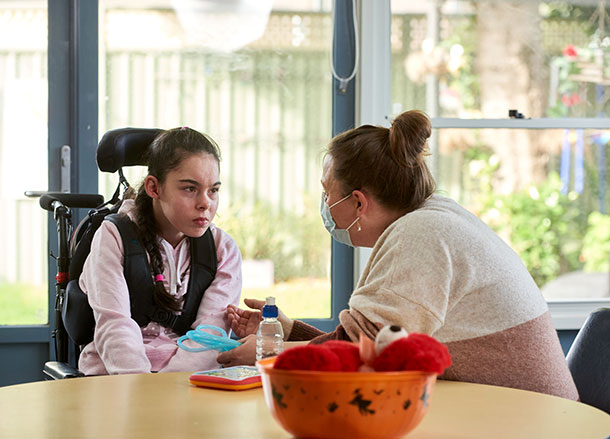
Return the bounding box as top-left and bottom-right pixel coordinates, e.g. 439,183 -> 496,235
319,340 -> 362,372
371,333 -> 452,374
274,344 -> 343,371
273,325 -> 452,374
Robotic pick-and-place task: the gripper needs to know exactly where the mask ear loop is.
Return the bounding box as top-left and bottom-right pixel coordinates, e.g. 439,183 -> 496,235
345,216 -> 360,232
328,192 -> 353,209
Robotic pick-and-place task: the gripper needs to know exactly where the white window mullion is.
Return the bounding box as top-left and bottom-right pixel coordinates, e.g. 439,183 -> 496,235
432,117 -> 610,130
549,300 -> 610,330
354,0 -> 392,282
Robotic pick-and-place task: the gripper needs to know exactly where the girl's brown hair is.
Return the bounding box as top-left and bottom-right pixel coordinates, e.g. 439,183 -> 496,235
134,127 -> 221,313
327,110 -> 435,213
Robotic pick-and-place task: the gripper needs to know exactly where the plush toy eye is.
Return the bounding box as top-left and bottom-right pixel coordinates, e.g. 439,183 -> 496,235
375,325 -> 408,355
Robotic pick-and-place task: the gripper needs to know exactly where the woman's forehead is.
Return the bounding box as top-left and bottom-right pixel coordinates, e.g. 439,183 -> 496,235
321,156 -> 335,188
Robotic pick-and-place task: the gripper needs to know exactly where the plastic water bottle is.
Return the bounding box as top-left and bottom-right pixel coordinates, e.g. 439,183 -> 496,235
256,296 -> 284,361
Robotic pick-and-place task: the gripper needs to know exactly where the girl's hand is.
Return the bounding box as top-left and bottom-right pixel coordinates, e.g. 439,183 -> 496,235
226,298 -> 294,340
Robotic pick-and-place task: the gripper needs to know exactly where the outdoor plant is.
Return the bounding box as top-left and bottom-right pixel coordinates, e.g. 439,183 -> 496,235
475,169 -> 584,288
216,196 -> 329,282
548,44 -> 583,117
581,211 -> 610,272
549,37 -> 610,117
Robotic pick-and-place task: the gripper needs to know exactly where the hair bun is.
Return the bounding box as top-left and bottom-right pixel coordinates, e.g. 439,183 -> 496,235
388,110 -> 431,166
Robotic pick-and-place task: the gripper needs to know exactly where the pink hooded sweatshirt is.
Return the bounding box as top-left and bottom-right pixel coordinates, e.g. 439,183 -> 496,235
78,200 -> 242,375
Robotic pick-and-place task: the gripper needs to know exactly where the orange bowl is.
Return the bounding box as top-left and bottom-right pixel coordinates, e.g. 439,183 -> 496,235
256,357 -> 437,439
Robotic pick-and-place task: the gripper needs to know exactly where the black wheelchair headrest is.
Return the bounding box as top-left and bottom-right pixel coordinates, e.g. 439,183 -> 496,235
96,128 -> 164,173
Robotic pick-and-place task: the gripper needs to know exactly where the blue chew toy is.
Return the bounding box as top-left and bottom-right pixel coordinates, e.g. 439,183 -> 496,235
177,325 -> 241,352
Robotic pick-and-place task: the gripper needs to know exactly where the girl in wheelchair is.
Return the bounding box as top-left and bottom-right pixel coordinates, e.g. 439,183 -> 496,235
78,127 -> 242,375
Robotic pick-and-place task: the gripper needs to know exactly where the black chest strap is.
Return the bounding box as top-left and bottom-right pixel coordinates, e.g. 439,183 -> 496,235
106,214 -> 217,335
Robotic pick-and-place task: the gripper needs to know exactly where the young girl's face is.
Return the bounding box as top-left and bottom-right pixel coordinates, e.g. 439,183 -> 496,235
146,152 -> 220,247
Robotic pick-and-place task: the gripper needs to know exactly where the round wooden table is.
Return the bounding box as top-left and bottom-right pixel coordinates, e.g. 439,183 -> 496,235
0,372 -> 608,438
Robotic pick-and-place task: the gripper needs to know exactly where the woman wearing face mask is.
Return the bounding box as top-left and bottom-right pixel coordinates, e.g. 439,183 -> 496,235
218,110 -> 578,400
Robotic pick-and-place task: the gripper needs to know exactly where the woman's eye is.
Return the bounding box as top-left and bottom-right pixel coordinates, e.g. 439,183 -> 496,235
184,186 -> 197,193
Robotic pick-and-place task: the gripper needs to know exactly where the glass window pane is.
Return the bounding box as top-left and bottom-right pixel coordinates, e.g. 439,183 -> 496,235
434,127 -> 610,301
391,0 -> 610,119
0,2 -> 48,325
99,0 -> 333,318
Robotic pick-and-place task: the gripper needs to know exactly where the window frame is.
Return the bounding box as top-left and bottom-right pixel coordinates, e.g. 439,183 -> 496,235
0,0 -> 99,386
97,2 -> 357,331
302,0 -> 356,331
355,0 -> 610,330
430,116 -> 610,329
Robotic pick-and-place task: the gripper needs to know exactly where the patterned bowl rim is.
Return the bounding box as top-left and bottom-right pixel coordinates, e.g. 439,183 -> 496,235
256,357 -> 437,381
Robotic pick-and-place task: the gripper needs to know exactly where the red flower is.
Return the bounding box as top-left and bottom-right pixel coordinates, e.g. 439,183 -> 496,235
562,92 -> 581,107
563,44 -> 578,58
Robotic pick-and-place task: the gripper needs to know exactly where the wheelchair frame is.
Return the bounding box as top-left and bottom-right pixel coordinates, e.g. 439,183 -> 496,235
35,128 -> 162,379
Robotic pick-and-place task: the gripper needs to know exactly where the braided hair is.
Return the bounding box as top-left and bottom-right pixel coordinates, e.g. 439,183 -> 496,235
134,127 -> 221,313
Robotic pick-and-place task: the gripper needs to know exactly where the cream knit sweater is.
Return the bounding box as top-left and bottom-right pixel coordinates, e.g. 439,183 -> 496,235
292,194 -> 578,399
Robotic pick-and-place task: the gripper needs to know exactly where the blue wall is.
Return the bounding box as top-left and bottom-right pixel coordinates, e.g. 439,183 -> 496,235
558,330 -> 578,355
0,343 -> 48,386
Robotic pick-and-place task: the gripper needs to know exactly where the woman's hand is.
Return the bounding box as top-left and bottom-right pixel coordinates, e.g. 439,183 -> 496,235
216,337 -> 309,368
227,298 -> 264,338
227,299 -> 294,340
217,334 -> 257,367
227,298 -> 295,340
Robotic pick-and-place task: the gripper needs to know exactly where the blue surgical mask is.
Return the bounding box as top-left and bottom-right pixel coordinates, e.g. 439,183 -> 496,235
320,192 -> 360,247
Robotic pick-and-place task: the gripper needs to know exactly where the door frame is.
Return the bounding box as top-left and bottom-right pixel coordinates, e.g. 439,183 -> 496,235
0,0 -> 98,386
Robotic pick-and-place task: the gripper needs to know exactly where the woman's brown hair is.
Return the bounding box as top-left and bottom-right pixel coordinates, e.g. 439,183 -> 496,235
134,127 -> 221,313
327,110 -> 436,213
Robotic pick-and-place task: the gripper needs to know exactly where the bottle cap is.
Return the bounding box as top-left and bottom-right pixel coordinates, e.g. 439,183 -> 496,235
262,296 -> 278,318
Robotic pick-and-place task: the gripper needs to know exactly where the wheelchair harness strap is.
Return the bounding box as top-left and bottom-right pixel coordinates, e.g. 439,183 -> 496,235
107,213 -> 217,334
63,212 -> 217,346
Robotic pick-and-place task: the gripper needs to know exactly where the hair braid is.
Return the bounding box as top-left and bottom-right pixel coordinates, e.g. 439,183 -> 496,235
134,185 -> 182,312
